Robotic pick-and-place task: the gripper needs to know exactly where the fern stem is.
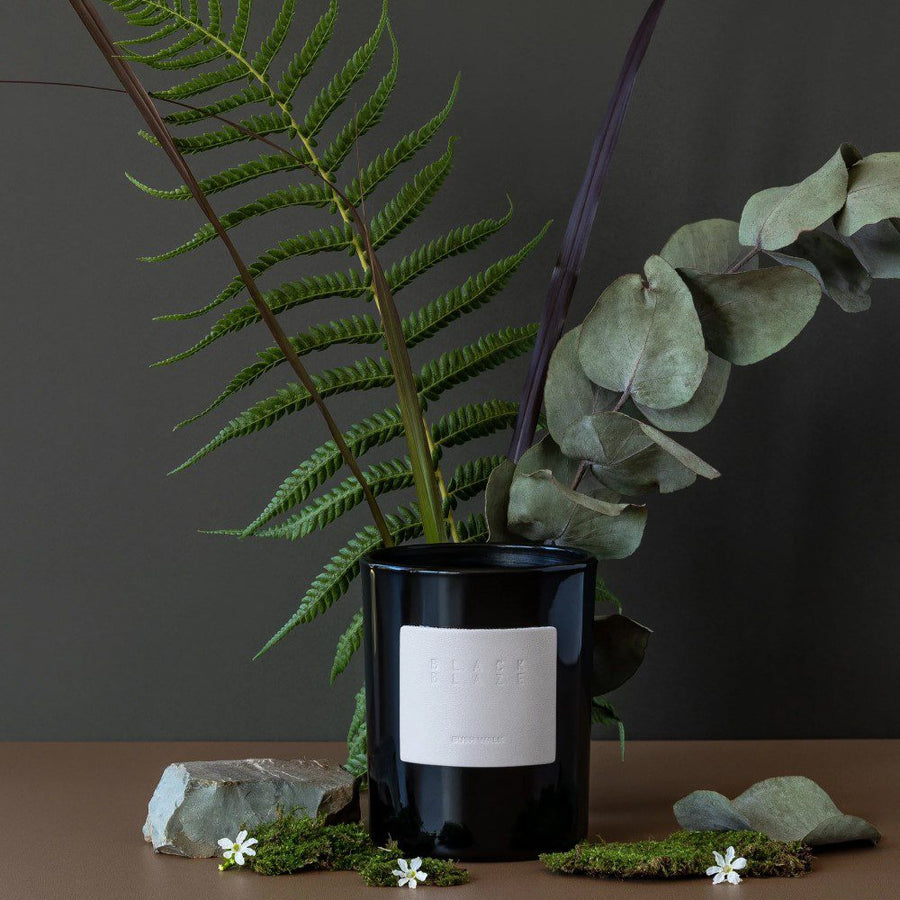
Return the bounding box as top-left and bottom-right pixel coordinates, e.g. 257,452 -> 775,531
66,0 -> 395,546
125,0 -> 448,543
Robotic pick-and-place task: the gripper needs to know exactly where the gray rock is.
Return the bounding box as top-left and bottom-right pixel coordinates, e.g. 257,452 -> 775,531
142,757 -> 359,857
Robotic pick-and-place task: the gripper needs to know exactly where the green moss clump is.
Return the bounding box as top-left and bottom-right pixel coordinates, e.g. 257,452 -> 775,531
242,811 -> 469,886
358,855 -> 470,887
540,830 -> 812,880
247,812 -> 373,875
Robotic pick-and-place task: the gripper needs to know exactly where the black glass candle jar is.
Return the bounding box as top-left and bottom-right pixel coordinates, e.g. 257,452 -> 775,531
362,543 -> 596,861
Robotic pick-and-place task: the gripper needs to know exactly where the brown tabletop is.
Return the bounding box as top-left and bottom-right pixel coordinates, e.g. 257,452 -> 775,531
1,740 -> 895,899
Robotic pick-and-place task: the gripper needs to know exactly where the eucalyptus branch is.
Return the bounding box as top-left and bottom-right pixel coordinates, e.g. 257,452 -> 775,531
725,247 -> 759,274
63,0 -> 395,544
507,0 -> 668,462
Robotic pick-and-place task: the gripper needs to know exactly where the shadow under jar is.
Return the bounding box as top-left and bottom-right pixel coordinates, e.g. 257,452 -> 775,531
362,543 -> 596,861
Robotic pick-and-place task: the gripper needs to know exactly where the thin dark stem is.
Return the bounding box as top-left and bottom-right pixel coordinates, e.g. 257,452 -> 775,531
507,0 -> 668,463
725,246 -> 759,274
61,1 -> 394,544
570,460 -> 590,491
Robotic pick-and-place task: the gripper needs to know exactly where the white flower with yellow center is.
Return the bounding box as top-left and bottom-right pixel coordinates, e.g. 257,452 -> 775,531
392,857 -> 428,889
217,829 -> 258,867
706,845 -> 747,885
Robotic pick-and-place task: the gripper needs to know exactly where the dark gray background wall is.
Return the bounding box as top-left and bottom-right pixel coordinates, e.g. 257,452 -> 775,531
2,0 -> 898,741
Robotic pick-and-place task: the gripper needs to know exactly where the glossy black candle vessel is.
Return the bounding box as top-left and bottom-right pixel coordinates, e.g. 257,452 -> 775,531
362,543 -> 596,861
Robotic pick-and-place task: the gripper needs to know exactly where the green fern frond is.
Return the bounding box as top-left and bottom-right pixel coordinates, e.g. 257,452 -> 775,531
174,315 -> 382,428
320,27 -> 399,174
445,455 -> 503,506
457,511 -> 489,544
276,0 -> 338,104
346,74 -> 459,204
141,110 -> 293,155
171,356 -> 394,473
345,684 -> 367,775
143,182 -> 333,264
254,503 -> 424,659
417,326 -> 538,402
404,222 -> 551,347
331,611 -> 363,683
249,0 -> 296,75
302,0 -> 387,139
160,83 -> 269,126
245,401 -> 518,535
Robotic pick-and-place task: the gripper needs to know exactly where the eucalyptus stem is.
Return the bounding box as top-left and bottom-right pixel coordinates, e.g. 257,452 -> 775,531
64,0 -> 395,545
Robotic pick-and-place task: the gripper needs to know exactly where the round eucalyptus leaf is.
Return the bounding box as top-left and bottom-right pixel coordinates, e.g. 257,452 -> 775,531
660,218 -> 757,274
767,229 -> 872,313
484,457 -> 518,543
636,352 -> 731,433
515,432 -> 581,483
681,266 -> 821,365
843,218 -> 900,278
578,255 -> 707,410
592,614 -> 651,696
545,326 -> 617,444
836,151 -> 900,237
561,411 -> 719,496
507,470 -> 647,559
739,144 -> 860,251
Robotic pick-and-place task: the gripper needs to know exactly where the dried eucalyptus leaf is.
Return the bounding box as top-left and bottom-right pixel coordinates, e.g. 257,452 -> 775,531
636,352 -> 731,433
578,255 -> 707,410
768,229 -> 872,313
732,776 -> 880,847
561,411 -> 720,496
507,470 -> 647,559
843,218 -> 900,278
545,327 -> 618,444
592,614 -> 651,696
661,218 -> 757,274
681,266 -> 821,365
515,433 -> 581,483
484,458 -> 518,543
836,151 -> 900,237
739,144 -> 860,251
673,791 -> 753,832
674,776 -> 881,847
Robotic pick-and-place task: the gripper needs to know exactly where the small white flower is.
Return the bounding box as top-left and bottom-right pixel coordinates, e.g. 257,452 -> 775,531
392,857 -> 428,889
706,845 -> 747,885
216,829 -> 258,867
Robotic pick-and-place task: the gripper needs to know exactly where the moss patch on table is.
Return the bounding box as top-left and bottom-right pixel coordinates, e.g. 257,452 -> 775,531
540,830 -> 812,879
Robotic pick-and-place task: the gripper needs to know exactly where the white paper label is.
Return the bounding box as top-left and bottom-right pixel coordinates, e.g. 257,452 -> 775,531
398,625 -> 557,768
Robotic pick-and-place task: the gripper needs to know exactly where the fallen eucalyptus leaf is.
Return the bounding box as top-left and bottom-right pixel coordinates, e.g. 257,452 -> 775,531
836,151 -> 900,237
768,229 -> 872,313
545,327 -> 617,444
739,144 -> 860,251
636,352 -> 731,433
561,411 -> 719,495
507,470 -> 647,559
674,775 -> 881,847
842,218 -> 900,278
578,255 -> 707,410
661,218 -> 757,274
681,266 -> 821,365
592,614 -> 651,696
484,458 -> 518,543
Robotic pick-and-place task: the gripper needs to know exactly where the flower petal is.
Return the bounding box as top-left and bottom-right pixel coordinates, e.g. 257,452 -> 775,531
725,846 -> 735,864
712,872 -> 726,885
408,879 -> 418,889
234,852 -> 245,866
236,830 -> 248,844
244,837 -> 258,847
397,878 -> 408,888
217,838 -> 233,850
416,870 -> 428,881
706,866 -> 721,876
727,871 -> 741,885
410,857 -> 423,871
713,851 -> 725,868
243,847 -> 256,857
392,870 -> 404,878
732,857 -> 747,870
397,858 -> 410,873
222,849 -> 234,860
